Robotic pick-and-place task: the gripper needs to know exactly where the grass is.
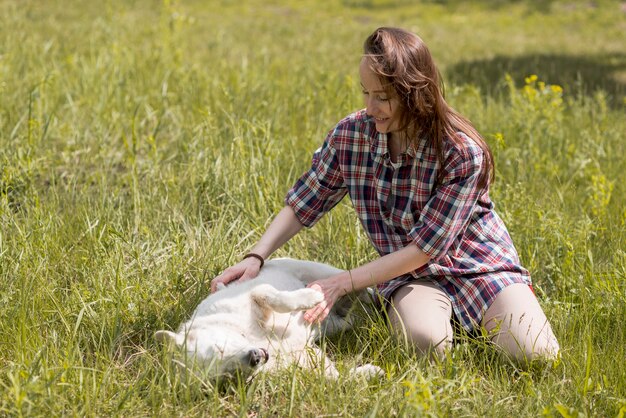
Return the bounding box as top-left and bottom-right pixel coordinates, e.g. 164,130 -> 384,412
1,0 -> 625,416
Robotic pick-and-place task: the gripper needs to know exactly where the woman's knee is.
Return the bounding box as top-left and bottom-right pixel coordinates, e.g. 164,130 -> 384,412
492,322 -> 560,363
388,282 -> 453,357
482,283 -> 560,363
390,317 -> 452,356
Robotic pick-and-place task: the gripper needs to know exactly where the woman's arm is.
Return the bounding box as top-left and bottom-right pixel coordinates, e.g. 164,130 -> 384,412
248,206 -> 304,260
210,206 -> 304,292
303,244 -> 430,323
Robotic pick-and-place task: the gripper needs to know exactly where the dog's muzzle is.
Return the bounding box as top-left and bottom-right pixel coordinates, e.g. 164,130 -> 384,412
247,348 -> 269,367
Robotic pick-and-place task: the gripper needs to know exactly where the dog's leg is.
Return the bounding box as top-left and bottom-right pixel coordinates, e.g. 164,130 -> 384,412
349,364 -> 385,379
296,346 -> 339,379
318,350 -> 340,379
251,284 -> 323,315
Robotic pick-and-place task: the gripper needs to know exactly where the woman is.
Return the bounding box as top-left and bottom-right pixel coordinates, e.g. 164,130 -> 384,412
211,27 -> 559,362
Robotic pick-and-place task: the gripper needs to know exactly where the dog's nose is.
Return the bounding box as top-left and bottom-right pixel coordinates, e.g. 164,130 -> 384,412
247,348 -> 269,367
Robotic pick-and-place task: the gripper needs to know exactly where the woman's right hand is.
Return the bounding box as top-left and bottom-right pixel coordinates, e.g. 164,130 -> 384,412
210,206 -> 303,293
210,257 -> 263,292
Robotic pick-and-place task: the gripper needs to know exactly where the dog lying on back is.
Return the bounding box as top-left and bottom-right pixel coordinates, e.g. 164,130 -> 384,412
155,258 -> 382,379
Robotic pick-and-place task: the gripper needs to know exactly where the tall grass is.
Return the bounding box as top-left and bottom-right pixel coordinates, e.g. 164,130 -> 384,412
1,0 -> 625,416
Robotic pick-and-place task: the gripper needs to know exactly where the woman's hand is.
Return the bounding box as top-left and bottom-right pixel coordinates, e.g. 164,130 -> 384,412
210,258 -> 262,292
301,246 -> 430,320
303,274 -> 348,323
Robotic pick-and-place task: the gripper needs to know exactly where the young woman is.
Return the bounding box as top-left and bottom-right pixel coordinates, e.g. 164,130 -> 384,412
211,27 -> 560,362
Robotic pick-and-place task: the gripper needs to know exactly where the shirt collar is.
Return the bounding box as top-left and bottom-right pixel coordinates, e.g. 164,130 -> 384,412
366,116 -> 419,162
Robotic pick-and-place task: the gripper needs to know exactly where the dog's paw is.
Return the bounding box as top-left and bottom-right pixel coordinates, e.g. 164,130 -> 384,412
349,364 -> 384,379
299,288 -> 324,308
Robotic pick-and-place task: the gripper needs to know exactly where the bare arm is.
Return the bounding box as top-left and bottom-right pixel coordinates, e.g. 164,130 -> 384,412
210,206 -> 304,292
304,244 -> 431,323
247,206 -> 304,260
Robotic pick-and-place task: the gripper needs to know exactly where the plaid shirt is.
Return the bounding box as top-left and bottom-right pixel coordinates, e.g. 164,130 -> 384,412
285,109 -> 530,331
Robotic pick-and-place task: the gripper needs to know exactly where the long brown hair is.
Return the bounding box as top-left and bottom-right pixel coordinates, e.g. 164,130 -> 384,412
363,27 -> 494,189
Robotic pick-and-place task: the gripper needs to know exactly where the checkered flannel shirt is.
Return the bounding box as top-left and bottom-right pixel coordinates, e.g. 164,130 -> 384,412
285,109 -> 530,331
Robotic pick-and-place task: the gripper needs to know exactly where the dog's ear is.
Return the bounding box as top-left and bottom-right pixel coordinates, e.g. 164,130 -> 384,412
155,330 -> 185,346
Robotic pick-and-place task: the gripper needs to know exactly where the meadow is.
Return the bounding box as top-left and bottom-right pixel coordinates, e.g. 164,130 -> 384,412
1,0 -> 625,416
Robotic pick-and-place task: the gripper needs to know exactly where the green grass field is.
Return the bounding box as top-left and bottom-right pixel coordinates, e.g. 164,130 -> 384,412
1,0 -> 625,416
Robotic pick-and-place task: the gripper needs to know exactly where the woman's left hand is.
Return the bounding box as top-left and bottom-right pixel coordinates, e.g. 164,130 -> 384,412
303,275 -> 347,323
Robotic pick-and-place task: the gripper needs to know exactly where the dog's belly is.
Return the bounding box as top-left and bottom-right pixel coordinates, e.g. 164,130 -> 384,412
265,311 -> 312,343
258,310 -> 317,369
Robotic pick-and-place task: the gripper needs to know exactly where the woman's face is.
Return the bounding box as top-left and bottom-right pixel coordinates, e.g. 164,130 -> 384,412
359,57 -> 401,134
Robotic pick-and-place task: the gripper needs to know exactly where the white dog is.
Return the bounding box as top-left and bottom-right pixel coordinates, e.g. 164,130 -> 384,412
155,258 -> 382,380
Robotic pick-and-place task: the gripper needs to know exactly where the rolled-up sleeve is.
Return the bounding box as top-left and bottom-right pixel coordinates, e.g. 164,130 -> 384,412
408,143 -> 484,261
285,129 -> 348,227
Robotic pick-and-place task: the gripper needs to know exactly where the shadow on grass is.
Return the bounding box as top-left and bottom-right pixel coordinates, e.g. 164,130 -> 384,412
445,53 -> 626,107
343,0 -> 556,12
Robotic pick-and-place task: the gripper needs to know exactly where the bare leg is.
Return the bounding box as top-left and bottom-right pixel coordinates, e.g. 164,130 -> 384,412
481,283 -> 560,363
388,281 -> 453,358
